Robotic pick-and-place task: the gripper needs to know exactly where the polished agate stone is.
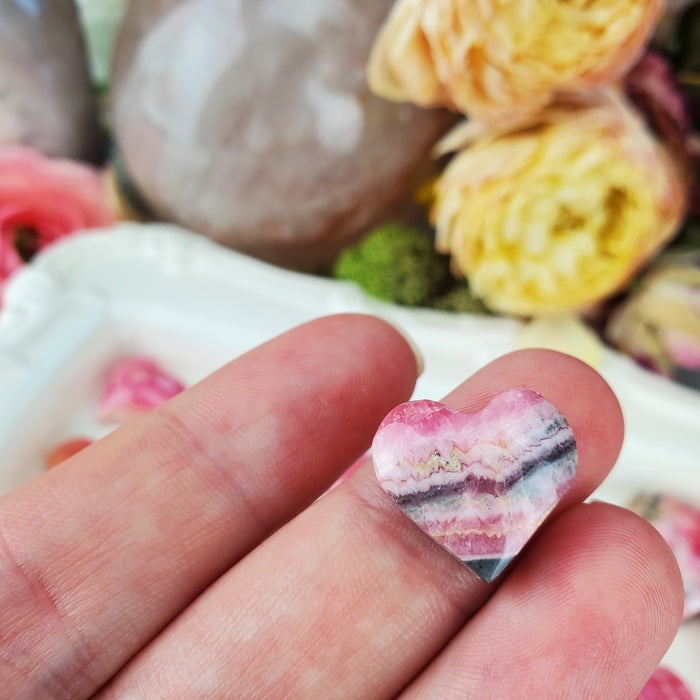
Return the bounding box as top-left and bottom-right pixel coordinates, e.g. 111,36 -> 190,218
0,0 -> 101,160
45,438 -> 93,470
110,0 -> 451,268
372,389 -> 578,582
638,666 -> 694,700
631,493 -> 700,620
99,356 -> 185,423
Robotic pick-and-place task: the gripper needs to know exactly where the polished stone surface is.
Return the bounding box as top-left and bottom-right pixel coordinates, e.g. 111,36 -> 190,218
111,0 -> 451,269
372,389 -> 577,582
0,0 -> 101,160
637,666 -> 694,700
631,493 -> 700,621
99,356 -> 185,423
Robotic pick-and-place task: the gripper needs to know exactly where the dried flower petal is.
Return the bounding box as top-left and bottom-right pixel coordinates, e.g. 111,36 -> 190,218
624,51 -> 695,215
625,51 -> 691,151
432,90 -> 686,315
369,0 -> 663,128
606,249 -> 700,388
515,314 -> 604,369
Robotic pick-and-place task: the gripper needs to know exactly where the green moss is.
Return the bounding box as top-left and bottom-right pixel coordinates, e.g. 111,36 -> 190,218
332,223 -> 487,313
333,223 -> 453,307
432,283 -> 489,314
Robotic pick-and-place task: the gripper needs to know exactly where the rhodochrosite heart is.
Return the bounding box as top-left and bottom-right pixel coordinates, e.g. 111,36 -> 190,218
372,389 -> 577,582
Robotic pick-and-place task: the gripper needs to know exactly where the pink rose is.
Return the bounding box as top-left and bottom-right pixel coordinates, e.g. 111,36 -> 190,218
624,51 -> 694,209
0,147 -> 114,299
624,52 -> 691,149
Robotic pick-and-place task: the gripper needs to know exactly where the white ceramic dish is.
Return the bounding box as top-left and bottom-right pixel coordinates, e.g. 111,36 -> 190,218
1,223 -> 698,691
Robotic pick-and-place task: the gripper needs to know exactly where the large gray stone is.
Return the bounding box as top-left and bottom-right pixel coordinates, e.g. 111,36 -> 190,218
111,0 -> 451,268
0,0 -> 101,160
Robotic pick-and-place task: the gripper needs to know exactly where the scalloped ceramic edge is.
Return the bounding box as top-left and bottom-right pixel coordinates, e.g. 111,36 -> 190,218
1,224 -> 699,499
0,223 -> 698,690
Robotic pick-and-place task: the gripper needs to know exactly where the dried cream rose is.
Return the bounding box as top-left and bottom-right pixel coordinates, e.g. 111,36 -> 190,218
606,250 -> 700,383
368,0 -> 663,127
432,90 -> 686,315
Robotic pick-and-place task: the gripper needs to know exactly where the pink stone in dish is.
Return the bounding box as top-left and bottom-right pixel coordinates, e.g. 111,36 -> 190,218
0,146 -> 114,302
630,493 -> 700,621
99,356 -> 185,423
371,389 -> 577,582
45,437 -> 93,469
637,667 -> 694,700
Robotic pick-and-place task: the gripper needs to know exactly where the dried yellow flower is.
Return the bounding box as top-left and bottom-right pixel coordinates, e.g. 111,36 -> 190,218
432,90 -> 686,315
369,0 -> 663,127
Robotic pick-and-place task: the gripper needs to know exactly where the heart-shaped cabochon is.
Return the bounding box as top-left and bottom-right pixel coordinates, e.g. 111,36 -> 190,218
372,389 -> 577,582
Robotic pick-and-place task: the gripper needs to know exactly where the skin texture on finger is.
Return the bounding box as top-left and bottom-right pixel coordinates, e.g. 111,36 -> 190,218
401,502 -> 684,699
0,314 -> 418,699
98,351 -> 625,698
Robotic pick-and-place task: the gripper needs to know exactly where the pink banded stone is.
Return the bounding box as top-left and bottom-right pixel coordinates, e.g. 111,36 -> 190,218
630,493 -> 700,621
372,389 -> 577,582
637,667 -> 694,700
99,356 -> 185,423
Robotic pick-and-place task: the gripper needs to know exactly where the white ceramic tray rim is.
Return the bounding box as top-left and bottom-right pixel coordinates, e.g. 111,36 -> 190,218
0,223 -> 698,689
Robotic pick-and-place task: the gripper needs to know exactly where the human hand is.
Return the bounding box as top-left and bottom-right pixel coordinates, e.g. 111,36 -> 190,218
0,315 -> 683,698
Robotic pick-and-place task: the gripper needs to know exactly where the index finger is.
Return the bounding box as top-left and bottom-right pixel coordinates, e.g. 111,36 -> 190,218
0,314 -> 419,699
